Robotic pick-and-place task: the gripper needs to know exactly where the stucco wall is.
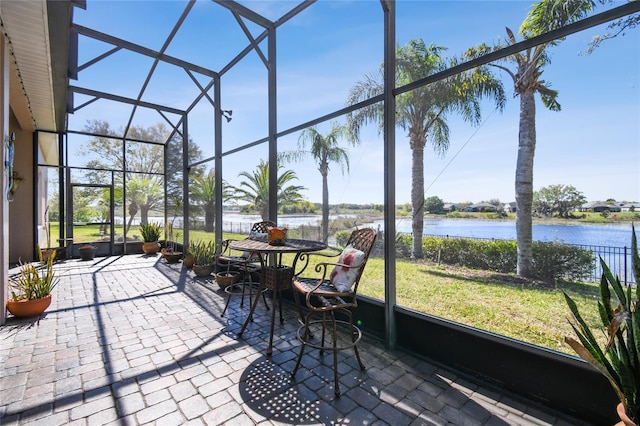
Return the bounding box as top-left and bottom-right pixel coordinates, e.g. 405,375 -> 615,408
8,111 -> 34,264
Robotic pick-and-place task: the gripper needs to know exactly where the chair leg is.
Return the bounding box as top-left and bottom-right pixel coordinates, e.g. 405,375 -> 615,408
292,311 -> 313,377
320,312 -> 327,354
221,292 -> 232,317
332,311 -> 340,397
346,309 -> 365,371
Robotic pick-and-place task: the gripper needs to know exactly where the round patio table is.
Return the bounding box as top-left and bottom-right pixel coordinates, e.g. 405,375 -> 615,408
228,238 -> 327,355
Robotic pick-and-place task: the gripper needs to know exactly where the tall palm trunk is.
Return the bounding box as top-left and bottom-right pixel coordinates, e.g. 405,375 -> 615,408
204,203 -> 214,232
140,205 -> 150,226
515,90 -> 536,277
411,133 -> 425,259
321,165 -> 329,244
126,201 -> 138,234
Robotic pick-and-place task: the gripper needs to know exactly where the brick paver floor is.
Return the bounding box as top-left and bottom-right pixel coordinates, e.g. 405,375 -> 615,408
1,255 -> 593,425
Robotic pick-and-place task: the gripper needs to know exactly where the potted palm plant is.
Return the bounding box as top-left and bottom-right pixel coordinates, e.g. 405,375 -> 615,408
6,247 -> 59,318
162,198 -> 183,263
161,223 -> 182,263
140,222 -> 162,255
564,224 -> 640,425
190,240 -> 217,277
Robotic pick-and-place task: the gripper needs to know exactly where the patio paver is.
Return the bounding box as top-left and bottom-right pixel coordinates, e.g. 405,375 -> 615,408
1,255 -> 593,425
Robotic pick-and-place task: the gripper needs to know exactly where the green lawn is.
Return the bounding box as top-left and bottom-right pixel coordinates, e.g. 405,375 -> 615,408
47,223 -> 602,355
356,258 -> 602,354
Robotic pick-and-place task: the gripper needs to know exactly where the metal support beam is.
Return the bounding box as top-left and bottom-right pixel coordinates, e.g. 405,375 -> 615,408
182,114 -> 190,251
69,86 -> 184,116
381,0 -> 397,350
72,23 -> 218,78
214,76 -> 223,249
267,27 -> 277,223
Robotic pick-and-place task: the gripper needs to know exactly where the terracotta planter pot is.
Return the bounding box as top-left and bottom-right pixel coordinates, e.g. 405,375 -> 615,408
163,251 -> 182,263
79,246 -> 96,261
183,255 -> 194,269
216,271 -> 240,289
192,264 -> 214,277
142,241 -> 161,255
617,403 -> 637,426
6,294 -> 52,318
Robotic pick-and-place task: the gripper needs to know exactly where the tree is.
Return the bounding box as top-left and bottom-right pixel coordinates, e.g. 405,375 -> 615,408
190,169 -> 232,232
533,184 -> 586,218
467,0 -> 596,277
584,0 -> 639,54
281,122 -> 355,244
79,121 -> 204,231
424,196 -> 444,214
347,39 -> 505,258
233,160 -> 307,221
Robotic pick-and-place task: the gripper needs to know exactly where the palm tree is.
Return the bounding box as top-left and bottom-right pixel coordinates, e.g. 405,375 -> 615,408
233,160 -> 306,221
347,39 -> 505,258
190,169 -> 231,232
468,0 -> 595,277
281,122 -> 354,243
123,176 -> 162,231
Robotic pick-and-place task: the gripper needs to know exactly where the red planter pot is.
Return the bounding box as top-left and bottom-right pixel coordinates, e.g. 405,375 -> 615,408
6,294 -> 52,318
142,241 -> 161,255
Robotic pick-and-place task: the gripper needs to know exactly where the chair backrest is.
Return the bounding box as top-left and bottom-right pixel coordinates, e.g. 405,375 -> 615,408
345,227 -> 377,294
251,220 -> 276,234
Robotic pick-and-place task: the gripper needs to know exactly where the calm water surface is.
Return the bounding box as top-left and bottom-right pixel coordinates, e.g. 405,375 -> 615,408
365,218 -> 634,248
221,214 -> 634,248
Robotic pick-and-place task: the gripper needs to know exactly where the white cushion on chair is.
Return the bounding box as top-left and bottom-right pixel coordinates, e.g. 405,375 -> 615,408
330,244 -> 365,292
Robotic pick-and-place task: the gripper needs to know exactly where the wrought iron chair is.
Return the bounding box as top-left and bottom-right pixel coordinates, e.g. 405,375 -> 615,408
218,220 -> 275,317
291,227 -> 377,396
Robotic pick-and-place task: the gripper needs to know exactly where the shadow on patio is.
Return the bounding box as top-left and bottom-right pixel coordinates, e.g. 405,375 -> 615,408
0,255 -> 591,425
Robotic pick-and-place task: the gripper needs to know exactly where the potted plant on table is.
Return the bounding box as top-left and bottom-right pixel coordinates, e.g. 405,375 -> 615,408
6,247 -> 59,318
190,240 -> 217,277
140,222 -> 162,255
564,224 -> 640,425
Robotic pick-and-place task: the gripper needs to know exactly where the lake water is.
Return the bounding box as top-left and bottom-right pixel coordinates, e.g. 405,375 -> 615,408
145,213 -> 635,248
363,218 -> 634,248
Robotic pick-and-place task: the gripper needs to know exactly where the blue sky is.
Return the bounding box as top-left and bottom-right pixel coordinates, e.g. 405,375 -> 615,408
68,0 -> 639,206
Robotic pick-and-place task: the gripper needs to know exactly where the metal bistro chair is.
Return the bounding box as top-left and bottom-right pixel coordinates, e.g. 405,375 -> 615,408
291,227 -> 377,397
218,220 -> 275,318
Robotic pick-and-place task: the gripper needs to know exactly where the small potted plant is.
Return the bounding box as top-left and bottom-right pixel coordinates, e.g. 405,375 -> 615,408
140,222 -> 162,255
183,247 -> 195,269
189,240 -> 217,277
162,198 -> 183,263
6,247 -> 59,318
564,224 -> 640,425
161,223 -> 182,263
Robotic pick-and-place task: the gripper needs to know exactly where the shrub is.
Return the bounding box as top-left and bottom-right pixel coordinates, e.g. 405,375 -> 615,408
416,234 -> 593,283
334,230 -> 351,248
532,241 -> 594,282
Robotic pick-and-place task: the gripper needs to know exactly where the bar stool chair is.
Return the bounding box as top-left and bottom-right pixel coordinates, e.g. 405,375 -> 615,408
291,227 -> 377,396
218,220 -> 275,318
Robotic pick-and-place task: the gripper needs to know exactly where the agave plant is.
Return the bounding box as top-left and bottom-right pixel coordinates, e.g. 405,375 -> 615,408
189,240 -> 218,266
140,222 -> 162,242
10,247 -> 59,301
564,224 -> 640,423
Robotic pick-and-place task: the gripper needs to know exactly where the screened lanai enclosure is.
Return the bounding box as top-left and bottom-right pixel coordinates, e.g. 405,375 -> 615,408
3,0 -> 640,423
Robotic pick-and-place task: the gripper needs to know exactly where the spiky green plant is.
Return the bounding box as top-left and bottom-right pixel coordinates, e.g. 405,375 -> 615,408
564,224 -> 640,422
140,222 -> 162,242
10,247 -> 59,301
189,240 -> 218,266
